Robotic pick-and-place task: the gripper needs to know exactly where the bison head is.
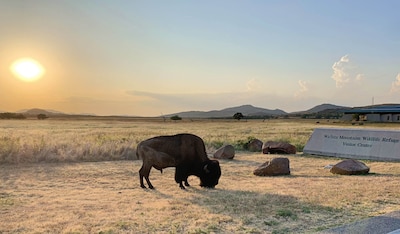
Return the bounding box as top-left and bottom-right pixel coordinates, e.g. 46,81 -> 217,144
200,160 -> 221,188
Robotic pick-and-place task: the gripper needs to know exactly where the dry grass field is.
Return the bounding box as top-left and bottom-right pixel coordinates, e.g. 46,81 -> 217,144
1,118 -> 400,233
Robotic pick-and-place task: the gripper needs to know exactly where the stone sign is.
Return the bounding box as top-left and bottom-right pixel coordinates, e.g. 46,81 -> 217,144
303,128 -> 400,161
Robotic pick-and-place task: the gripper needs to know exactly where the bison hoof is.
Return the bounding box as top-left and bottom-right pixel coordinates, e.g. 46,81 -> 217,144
179,185 -> 186,190
149,185 -> 155,189
140,185 -> 147,189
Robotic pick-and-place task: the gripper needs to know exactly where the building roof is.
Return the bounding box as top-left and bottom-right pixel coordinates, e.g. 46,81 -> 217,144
344,105 -> 400,114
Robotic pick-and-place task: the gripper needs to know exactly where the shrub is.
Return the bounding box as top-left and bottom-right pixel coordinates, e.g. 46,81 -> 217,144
170,115 -> 182,121
233,112 -> 244,120
235,136 -> 257,150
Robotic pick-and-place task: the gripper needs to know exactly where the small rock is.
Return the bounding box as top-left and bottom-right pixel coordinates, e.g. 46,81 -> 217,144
247,139 -> 263,152
213,145 -> 235,159
253,157 -> 290,176
330,159 -> 370,175
262,141 -> 296,154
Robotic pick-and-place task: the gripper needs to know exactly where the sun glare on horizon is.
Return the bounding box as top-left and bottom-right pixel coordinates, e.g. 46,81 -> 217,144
10,58 -> 45,82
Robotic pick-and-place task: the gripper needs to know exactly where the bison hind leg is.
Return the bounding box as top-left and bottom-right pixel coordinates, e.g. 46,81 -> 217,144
139,166 -> 146,188
145,177 -> 154,189
139,165 -> 154,189
139,174 -> 146,189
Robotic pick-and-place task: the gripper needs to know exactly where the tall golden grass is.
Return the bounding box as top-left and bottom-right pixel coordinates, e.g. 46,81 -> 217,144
0,118 -> 317,164
1,118 -> 397,164
1,118 -> 400,233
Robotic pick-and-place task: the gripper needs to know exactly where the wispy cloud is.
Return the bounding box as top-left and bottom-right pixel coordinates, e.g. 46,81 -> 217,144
246,78 -> 260,92
390,73 -> 400,93
355,74 -> 365,81
294,80 -> 309,97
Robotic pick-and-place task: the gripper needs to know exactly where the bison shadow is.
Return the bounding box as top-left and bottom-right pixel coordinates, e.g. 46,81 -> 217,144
183,188 -> 342,232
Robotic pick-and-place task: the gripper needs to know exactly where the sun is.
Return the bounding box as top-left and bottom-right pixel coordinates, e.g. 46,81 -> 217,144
10,58 -> 45,82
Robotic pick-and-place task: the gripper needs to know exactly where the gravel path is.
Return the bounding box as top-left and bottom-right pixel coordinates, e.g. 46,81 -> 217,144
320,211 -> 400,234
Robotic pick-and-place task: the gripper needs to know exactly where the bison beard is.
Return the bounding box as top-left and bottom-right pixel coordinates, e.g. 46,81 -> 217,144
137,133 -> 221,189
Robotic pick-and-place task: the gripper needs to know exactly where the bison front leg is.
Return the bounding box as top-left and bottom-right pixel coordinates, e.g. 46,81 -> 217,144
139,164 -> 154,189
184,179 -> 190,187
175,166 -> 187,189
179,178 -> 190,189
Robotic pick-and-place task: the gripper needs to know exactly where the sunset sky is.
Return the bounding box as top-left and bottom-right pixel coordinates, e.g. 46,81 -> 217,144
1,1 -> 399,116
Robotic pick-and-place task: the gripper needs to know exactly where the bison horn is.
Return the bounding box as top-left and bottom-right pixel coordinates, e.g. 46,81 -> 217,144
203,164 -> 210,173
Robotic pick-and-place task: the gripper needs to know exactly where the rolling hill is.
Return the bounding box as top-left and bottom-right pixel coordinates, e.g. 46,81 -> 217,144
164,105 -> 287,118
292,103 -> 350,115
17,108 -> 67,117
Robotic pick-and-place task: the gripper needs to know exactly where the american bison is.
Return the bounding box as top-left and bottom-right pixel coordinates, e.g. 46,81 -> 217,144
136,133 -> 221,189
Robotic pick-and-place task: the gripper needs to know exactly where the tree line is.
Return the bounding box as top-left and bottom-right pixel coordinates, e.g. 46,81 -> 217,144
0,112 -> 49,120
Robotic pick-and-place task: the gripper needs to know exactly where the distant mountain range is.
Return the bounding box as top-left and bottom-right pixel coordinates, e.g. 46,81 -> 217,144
1,103 -> 356,118
164,105 -> 286,118
17,108 -> 68,117
291,103 -> 350,115
164,103 -> 350,118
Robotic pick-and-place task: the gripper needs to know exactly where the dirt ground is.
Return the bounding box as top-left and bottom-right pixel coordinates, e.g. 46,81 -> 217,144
1,154 -> 400,233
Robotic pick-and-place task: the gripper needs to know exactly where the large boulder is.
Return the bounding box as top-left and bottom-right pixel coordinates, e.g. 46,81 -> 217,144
213,145 -> 235,159
330,159 -> 370,175
262,141 -> 296,154
253,157 -> 290,176
247,139 -> 263,152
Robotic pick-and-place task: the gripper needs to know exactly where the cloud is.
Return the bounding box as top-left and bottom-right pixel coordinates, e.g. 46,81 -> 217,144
331,55 -> 365,88
294,80 -> 309,97
355,74 -> 365,81
331,55 -> 350,87
246,78 -> 260,92
390,73 -> 400,93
